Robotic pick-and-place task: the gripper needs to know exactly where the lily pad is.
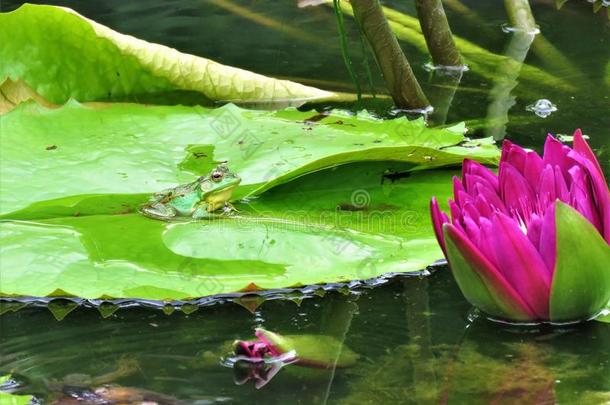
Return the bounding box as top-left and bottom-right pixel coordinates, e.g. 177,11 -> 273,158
0,375 -> 32,405
0,4 -> 340,111
0,101 -> 498,219
0,163 -> 459,300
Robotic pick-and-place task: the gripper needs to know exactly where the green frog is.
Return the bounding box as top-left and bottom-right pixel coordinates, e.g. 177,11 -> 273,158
141,163 -> 241,220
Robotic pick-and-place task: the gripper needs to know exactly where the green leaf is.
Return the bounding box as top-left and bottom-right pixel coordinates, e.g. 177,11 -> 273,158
0,375 -> 32,405
0,101 -> 498,219
0,392 -> 32,405
0,4 -> 341,110
550,202 -> 610,323
0,164 -> 458,300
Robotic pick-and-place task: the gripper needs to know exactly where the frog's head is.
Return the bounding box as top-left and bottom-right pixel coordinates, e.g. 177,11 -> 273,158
198,163 -> 241,209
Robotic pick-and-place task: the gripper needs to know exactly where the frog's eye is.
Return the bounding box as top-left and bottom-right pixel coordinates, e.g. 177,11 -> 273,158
211,171 -> 224,182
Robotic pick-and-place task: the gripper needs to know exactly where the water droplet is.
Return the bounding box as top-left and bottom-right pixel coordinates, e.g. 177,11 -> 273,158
526,99 -> 557,118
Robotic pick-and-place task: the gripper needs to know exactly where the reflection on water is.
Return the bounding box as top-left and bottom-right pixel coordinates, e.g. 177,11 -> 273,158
0,0 -> 609,403
1,271 -> 609,404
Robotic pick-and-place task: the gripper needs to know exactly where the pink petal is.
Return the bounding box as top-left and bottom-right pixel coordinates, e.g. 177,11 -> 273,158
489,213 -> 552,319
542,135 -> 572,177
463,216 -> 481,244
449,199 -> 462,224
462,159 -> 499,192
462,202 -> 481,224
474,182 -> 507,214
538,165 -> 557,209
568,149 -> 610,243
501,140 -> 527,174
444,224 -> 537,320
523,151 -> 544,190
453,176 -> 466,200
527,214 -> 543,250
500,162 -> 537,222
539,204 -> 557,275
430,197 -> 450,257
474,195 -> 493,219
569,165 -> 602,232
573,129 -> 604,180
553,165 -> 570,204
465,173 -> 497,199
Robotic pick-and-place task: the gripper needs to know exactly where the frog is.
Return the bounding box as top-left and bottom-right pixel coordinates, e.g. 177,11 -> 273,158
141,163 -> 241,220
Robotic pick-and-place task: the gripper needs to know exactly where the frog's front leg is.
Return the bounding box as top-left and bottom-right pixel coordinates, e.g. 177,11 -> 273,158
192,202 -> 215,220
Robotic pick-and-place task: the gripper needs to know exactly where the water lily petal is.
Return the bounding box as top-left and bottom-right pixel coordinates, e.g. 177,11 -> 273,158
538,165 -> 557,209
539,204 -> 557,275
543,135 -> 572,177
430,197 -> 449,257
569,165 -> 602,232
443,224 -> 536,321
474,195 -> 493,219
463,216 -> 481,243
474,182 -> 507,214
527,214 -> 543,250
573,129 -> 604,180
490,213 -> 552,319
501,140 -> 527,174
500,162 -> 537,222
453,176 -> 466,199
553,165 -> 570,204
524,151 -> 544,190
462,202 -> 481,224
568,150 -> 610,243
463,159 -> 499,192
449,199 -> 462,223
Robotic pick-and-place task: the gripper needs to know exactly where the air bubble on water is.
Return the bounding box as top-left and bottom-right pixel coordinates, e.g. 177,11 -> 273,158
526,99 -> 557,118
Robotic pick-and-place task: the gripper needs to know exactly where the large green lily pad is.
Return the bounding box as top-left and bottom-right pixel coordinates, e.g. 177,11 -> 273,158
0,101 -> 498,219
0,4 -> 340,110
0,98 -> 500,300
0,164 -> 457,300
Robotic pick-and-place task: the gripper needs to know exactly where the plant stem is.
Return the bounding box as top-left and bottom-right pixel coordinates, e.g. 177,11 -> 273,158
334,0 -> 362,101
350,0 -> 430,109
415,0 -> 462,67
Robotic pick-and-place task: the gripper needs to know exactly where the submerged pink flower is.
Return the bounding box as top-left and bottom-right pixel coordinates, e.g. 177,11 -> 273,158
431,130 -> 610,322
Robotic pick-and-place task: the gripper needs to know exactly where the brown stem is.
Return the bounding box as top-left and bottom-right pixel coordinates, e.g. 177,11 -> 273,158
415,0 -> 462,67
350,0 -> 430,109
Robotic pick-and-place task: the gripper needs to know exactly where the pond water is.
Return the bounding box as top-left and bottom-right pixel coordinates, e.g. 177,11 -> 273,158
1,0 -> 609,403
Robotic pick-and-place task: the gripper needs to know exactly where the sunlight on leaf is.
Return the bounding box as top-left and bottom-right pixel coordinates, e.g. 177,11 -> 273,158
0,4 -> 343,111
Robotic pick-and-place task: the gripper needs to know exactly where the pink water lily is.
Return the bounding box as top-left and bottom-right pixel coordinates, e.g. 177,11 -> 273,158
431,130 -> 610,322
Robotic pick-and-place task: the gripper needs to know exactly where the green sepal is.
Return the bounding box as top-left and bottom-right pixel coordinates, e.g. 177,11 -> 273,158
442,225 -> 532,322
256,328 -> 359,368
550,202 -> 610,322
